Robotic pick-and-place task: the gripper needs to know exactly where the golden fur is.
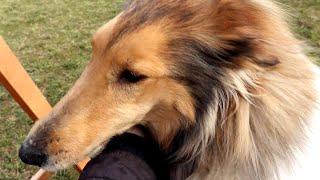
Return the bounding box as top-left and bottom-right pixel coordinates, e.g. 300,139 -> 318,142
21,0 -> 317,179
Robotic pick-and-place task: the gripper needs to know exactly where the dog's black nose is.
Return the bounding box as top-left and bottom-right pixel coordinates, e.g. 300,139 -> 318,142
19,141 -> 47,167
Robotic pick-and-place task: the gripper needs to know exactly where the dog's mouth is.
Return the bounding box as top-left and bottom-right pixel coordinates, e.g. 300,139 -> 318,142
19,136 -> 111,171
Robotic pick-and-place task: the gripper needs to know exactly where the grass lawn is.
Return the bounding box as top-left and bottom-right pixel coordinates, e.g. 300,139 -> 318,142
0,0 -> 319,179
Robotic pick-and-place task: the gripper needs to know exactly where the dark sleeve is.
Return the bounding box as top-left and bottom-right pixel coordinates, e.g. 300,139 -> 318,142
79,133 -> 169,180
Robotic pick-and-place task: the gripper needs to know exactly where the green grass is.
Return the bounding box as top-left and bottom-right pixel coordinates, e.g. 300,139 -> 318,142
280,0 -> 320,64
0,0 -> 123,179
0,0 -> 319,179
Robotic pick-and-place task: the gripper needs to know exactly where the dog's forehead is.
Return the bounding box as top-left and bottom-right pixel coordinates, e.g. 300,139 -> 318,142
92,13 -> 170,76
111,23 -> 169,76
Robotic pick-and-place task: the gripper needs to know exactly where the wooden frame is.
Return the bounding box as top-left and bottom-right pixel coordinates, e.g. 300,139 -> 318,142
0,36 -> 89,179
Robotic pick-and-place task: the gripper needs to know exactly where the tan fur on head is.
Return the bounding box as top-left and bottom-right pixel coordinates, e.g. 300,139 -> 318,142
21,0 -> 317,179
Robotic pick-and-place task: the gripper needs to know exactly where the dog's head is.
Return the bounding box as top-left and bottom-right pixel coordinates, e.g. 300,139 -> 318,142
19,0 -> 316,178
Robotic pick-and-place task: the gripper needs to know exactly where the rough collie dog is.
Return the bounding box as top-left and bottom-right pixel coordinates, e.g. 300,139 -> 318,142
19,0 -> 320,179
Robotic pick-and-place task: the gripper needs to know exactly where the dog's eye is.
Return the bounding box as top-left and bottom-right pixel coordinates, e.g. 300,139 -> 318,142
119,69 -> 147,84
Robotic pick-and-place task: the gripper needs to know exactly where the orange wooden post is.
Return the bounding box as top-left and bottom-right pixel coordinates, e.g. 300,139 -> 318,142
0,36 -> 89,179
0,37 -> 52,121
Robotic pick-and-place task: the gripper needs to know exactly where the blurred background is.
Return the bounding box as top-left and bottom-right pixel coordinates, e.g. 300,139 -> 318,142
0,0 -> 319,179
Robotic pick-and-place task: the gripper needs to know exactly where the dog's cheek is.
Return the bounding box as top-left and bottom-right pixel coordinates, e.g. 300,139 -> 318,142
170,83 -> 196,123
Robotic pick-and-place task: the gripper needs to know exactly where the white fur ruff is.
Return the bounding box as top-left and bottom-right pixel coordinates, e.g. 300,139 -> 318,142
279,67 -> 320,179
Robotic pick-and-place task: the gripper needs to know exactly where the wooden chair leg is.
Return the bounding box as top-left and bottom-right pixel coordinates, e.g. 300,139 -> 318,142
0,36 -> 89,179
30,170 -> 53,180
0,37 -> 52,120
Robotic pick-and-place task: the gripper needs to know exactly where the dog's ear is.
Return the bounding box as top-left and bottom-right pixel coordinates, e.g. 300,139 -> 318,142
210,0 -> 282,68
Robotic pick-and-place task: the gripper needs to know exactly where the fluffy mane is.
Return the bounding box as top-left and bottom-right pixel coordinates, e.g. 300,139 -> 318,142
109,0 -> 318,179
